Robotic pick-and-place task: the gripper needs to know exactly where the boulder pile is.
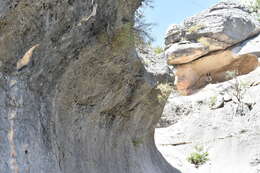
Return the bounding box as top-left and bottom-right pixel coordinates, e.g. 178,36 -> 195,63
165,2 -> 260,95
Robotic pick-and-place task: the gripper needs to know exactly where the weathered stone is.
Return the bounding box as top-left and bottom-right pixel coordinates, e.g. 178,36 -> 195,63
16,44 -> 40,70
138,47 -> 174,84
166,41 -> 208,65
0,1 -> 179,173
166,2 -> 260,65
183,2 -> 260,45
175,50 -> 258,95
165,24 -> 184,46
156,67 -> 260,173
223,93 -> 232,102
233,33 -> 260,56
209,96 -> 224,109
158,2 -> 260,173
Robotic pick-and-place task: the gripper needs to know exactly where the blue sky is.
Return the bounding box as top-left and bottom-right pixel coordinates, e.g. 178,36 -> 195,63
143,0 -> 220,47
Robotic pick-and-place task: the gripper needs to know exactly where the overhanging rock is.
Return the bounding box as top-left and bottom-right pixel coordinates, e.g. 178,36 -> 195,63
0,0 -> 178,173
175,49 -> 258,95
165,2 -> 260,95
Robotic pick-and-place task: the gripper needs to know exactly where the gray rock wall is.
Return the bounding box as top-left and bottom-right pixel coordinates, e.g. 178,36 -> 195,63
0,0 -> 178,173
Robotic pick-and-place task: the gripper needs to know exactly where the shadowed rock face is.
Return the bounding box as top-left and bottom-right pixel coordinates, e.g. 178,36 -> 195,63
0,1 -> 178,173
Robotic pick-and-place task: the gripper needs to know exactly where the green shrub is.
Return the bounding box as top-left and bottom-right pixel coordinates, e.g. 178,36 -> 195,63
187,24 -> 204,34
225,70 -> 249,116
153,46 -> 164,54
187,146 -> 209,168
156,83 -> 174,103
134,0 -> 154,48
197,37 -> 209,47
209,96 -> 217,107
250,0 -> 260,12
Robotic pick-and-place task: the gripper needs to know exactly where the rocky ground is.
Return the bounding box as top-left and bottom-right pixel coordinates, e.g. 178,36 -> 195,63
155,2 -> 260,173
156,66 -> 260,173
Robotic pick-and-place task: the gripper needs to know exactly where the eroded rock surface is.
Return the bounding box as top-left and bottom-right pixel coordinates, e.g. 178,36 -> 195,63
165,2 -> 260,63
175,49 -> 258,95
156,67 -> 260,173
165,2 -> 260,95
0,1 -> 178,173
157,3 -> 260,172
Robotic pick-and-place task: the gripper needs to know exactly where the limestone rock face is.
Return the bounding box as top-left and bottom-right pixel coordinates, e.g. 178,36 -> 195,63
165,2 -> 260,95
175,49 -> 258,95
156,67 -> 260,173
165,2 -> 260,65
233,33 -> 260,56
166,41 -> 208,65
158,2 -> 260,172
138,47 -> 174,84
0,1 -> 178,173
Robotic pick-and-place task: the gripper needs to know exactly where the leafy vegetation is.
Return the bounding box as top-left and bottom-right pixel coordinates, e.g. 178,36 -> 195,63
225,70 -> 250,116
187,145 -> 209,168
112,23 -> 135,50
187,24 -> 205,34
209,96 -> 217,107
197,37 -> 211,47
156,83 -> 174,103
134,0 -> 154,48
97,0 -> 154,51
253,0 -> 260,11
153,46 -> 164,54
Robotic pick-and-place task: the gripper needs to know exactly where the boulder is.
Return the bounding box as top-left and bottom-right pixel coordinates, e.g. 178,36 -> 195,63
175,49 -> 258,95
173,30 -> 260,95
233,33 -> 260,56
165,2 -> 260,95
165,24 -> 184,47
165,2 -> 260,65
138,46 -> 174,84
166,41 -> 208,65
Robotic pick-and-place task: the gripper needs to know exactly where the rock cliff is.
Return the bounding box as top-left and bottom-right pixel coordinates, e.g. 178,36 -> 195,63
0,0 -> 178,173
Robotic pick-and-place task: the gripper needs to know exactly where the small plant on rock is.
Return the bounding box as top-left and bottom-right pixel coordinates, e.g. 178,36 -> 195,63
132,137 -> 143,147
187,24 -> 205,34
134,0 -> 154,49
153,46 -> 164,54
197,37 -> 212,48
187,145 -> 209,168
209,95 -> 217,107
156,83 -> 174,103
225,70 -> 250,116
